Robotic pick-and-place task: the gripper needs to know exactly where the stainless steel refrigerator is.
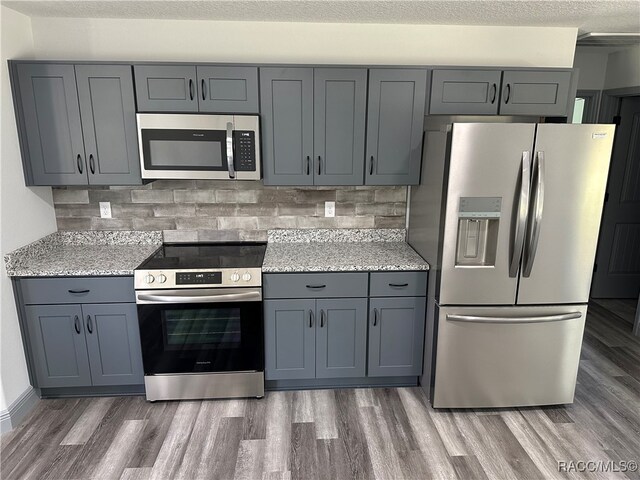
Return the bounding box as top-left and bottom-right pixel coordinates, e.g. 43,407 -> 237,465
408,121 -> 615,408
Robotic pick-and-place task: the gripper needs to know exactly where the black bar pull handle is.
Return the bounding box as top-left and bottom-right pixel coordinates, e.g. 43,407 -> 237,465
89,154 -> 95,174
201,79 -> 206,100
317,156 -> 322,175
389,283 -> 409,288
309,309 -> 314,328
373,308 -> 378,326
74,315 -> 81,334
306,156 -> 311,175
189,79 -> 194,101
369,155 -> 375,175
490,83 -> 497,104
68,289 -> 90,294
306,285 -> 326,289
504,84 -> 511,104
77,154 -> 83,174
320,309 -> 325,328
86,315 -> 93,334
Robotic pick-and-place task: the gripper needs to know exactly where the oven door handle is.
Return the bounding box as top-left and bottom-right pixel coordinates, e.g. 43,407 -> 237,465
136,290 -> 262,304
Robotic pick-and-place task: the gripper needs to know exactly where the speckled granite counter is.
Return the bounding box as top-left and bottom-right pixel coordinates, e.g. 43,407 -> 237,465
4,231 -> 162,277
263,229 -> 429,272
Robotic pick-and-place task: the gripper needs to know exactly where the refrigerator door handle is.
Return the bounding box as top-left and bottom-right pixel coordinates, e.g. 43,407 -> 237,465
446,311 -> 581,324
509,151 -> 531,277
523,151 -> 545,277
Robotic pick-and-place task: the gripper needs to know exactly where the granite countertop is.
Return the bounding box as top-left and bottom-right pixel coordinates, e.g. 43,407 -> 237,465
262,229 -> 430,272
4,231 -> 162,277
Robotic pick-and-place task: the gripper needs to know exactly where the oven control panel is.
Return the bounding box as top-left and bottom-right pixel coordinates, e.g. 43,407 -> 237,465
134,267 -> 262,289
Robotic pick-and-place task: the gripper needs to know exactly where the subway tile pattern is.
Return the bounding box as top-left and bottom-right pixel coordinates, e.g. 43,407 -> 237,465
52,182 -> 407,242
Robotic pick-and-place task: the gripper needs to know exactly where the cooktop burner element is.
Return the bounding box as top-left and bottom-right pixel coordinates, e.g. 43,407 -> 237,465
135,242 -> 266,290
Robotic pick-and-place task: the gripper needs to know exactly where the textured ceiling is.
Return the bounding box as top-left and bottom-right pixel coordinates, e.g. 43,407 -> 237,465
3,0 -> 640,35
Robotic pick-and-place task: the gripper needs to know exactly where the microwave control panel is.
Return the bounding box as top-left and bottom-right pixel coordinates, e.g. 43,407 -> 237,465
234,131 -> 257,171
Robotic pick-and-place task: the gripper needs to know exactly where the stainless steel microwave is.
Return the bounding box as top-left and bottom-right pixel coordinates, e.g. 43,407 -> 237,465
136,114 -> 261,180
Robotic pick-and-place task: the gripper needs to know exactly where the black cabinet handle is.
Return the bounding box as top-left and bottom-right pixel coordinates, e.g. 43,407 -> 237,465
306,285 -> 326,289
317,156 -> 322,175
309,309 -> 314,328
369,155 -> 374,175
320,309 -> 325,328
77,154 -> 83,174
490,83 -> 497,104
68,289 -> 90,294
373,308 -> 378,326
74,315 -> 81,334
86,315 -> 93,334
504,84 -> 511,104
89,154 -> 95,174
389,283 -> 409,288
189,79 -> 194,101
201,79 -> 206,100
306,156 -> 311,175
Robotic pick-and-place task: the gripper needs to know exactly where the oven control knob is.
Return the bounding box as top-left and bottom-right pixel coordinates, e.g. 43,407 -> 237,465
242,272 -> 252,282
157,274 -> 167,284
144,274 -> 155,284
231,272 -> 240,282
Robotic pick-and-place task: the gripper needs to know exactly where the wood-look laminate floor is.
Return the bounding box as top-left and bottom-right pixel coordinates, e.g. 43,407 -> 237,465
2,300 -> 639,480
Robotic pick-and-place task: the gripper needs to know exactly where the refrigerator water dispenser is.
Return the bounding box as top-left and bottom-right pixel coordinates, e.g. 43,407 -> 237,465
455,197 -> 501,266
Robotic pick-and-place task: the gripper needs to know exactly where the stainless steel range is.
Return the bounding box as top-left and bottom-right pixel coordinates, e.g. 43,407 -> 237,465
134,242 -> 266,401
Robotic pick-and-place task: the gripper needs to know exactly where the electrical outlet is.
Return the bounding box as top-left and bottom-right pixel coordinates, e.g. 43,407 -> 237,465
325,201 -> 335,218
99,202 -> 112,219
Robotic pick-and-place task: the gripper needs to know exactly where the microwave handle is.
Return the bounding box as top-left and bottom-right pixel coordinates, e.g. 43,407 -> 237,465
226,122 -> 235,179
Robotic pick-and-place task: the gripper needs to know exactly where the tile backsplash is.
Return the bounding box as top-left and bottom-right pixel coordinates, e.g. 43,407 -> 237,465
52,180 -> 407,242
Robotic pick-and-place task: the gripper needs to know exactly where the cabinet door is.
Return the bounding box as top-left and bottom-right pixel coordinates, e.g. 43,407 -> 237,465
24,304 -> 92,388
134,65 -> 198,112
500,70 -> 572,116
313,68 -> 367,186
429,69 -> 501,115
260,68 -> 314,185
82,303 -> 144,386
316,298 -> 367,378
264,299 -> 315,380
75,65 -> 141,186
197,66 -> 259,113
368,297 -> 426,377
365,69 -> 427,185
15,63 -> 87,186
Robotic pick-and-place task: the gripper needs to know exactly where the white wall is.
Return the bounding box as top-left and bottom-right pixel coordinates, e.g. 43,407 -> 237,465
0,5 -> 57,412
604,45 -> 640,90
573,47 -> 609,90
29,17 -> 577,67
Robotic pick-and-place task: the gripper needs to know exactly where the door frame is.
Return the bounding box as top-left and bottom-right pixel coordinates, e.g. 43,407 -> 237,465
575,89 -> 602,123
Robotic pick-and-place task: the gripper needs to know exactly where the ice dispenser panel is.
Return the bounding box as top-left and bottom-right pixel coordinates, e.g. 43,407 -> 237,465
456,197 -> 501,266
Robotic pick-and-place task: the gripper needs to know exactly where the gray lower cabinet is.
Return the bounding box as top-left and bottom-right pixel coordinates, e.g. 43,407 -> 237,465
365,69 -> 427,185
12,62 -> 141,186
500,70 -> 572,116
368,297 -> 426,377
25,302 -> 143,388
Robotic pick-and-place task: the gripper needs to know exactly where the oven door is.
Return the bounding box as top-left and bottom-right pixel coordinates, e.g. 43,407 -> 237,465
136,288 -> 263,375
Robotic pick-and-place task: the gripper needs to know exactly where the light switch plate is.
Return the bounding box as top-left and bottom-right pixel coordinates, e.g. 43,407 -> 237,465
325,201 -> 335,218
99,202 -> 112,219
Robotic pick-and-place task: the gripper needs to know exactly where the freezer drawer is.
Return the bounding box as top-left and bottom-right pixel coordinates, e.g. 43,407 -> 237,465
432,304 -> 586,408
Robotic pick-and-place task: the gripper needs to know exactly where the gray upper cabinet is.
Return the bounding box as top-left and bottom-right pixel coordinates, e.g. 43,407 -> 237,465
315,298 -> 367,378
500,70 -> 572,116
365,69 -> 427,186
134,65 -> 198,112
25,304 -> 92,388
83,303 -> 144,386
260,68 -> 314,185
12,62 -> 141,186
197,66 -> 259,113
313,68 -> 367,186
15,63 -> 88,185
430,70 -> 501,115
264,299 -> 316,380
75,65 -> 141,185
368,296 -> 426,377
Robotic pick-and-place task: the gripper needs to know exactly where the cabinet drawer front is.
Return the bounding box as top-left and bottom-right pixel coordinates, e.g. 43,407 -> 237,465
369,272 -> 427,297
21,277 -> 135,305
264,273 -> 368,299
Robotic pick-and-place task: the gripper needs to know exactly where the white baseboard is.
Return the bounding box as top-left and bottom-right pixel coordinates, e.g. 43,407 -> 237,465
0,387 -> 39,434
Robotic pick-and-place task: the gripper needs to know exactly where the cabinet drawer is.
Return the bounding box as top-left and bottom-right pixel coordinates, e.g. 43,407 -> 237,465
20,277 -> 135,305
369,272 -> 427,297
264,273 -> 368,299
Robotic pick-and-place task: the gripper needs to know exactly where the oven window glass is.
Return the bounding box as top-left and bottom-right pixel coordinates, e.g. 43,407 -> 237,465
163,308 -> 241,349
149,140 -> 223,168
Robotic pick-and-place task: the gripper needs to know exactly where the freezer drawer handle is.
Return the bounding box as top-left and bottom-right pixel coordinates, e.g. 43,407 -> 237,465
446,311 -> 582,324
509,151 -> 530,277
523,151 -> 545,277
